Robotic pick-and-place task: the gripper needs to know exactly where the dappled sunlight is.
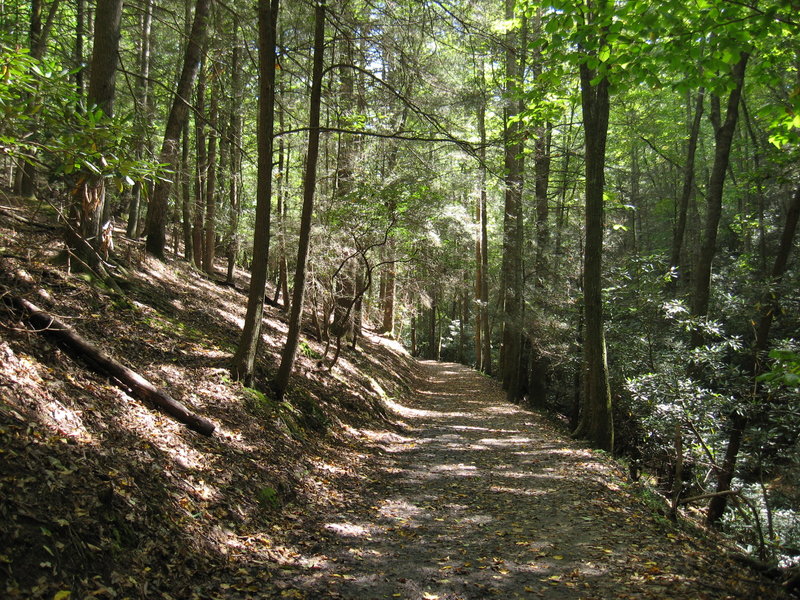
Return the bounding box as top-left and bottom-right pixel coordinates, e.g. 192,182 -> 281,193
324,521 -> 374,538
382,396 -> 471,419
489,484 -> 553,496
477,435 -> 534,446
480,404 -> 523,415
378,498 -> 427,520
429,462 -> 479,476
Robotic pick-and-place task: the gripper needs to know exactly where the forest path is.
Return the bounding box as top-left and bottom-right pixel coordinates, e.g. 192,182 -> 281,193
263,360 -> 772,599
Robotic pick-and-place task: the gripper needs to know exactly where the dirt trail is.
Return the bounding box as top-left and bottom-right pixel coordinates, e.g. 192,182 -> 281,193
257,361 -> 777,599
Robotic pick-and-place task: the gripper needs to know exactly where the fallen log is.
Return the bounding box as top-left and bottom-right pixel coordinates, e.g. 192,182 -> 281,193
3,294 -> 215,436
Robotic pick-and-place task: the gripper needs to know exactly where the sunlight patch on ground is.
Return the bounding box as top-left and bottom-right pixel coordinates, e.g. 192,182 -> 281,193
477,435 -> 534,446
324,521 -> 374,538
359,429 -> 415,444
1,342 -> 97,443
480,405 -> 522,415
430,462 -> 479,476
489,484 -> 551,497
448,424 -> 504,433
41,398 -> 95,442
371,334 -> 409,357
378,498 -> 426,520
382,396 -> 471,419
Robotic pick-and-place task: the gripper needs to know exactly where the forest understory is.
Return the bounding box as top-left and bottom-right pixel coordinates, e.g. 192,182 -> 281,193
0,198 -> 793,599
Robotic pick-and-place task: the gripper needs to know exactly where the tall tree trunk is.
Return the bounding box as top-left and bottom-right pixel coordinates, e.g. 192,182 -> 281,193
500,0 -> 526,402
670,89 -> 704,280
479,102 -> 491,375
474,178 -> 483,370
203,75 -> 219,274
65,0 -> 123,271
17,0 -> 61,198
380,245 -> 396,336
690,55 -> 748,346
273,0 -> 325,401
428,291 -> 438,360
573,5 -> 613,452
273,85 -> 291,308
529,121 -> 552,409
193,55 -> 208,268
180,120 -> 194,261
231,0 -> 279,384
226,29 -> 242,285
145,0 -> 211,258
74,0 -> 84,100
126,0 -> 154,238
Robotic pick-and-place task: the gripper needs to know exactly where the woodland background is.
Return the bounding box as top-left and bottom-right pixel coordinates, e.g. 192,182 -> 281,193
1,0 -> 799,577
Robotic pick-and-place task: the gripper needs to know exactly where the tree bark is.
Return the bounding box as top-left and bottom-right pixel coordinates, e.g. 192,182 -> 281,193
500,0 -> 525,402
273,0 -> 325,401
145,0 -> 211,258
126,0 -> 154,238
17,0 -> 61,198
670,89 -> 704,278
480,106 -> 491,376
226,27 -> 242,285
66,0 -> 123,271
203,75 -> 219,274
192,54 -> 208,268
180,120 -> 194,260
573,7 -> 613,452
231,0 -> 280,384
690,55 -> 748,346
74,0 -> 84,100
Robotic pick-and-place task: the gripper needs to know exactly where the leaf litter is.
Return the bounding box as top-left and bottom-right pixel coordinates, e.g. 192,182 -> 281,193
0,201 -> 790,599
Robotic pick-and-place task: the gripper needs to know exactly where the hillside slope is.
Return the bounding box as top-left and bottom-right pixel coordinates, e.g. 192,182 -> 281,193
1,198 -> 416,599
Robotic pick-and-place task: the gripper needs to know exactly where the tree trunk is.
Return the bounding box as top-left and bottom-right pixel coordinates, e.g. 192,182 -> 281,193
501,0 -> 526,403
180,120 -> 194,261
74,0 -> 84,100
192,55 -> 207,268
145,0 -> 211,258
480,108 -> 491,376
428,292 -> 438,360
66,0 -> 123,271
670,89 -> 704,279
231,0 -> 280,384
474,177 -> 483,370
529,120 -> 552,409
126,0 -> 154,238
690,55 -> 748,346
274,99 -> 290,308
17,0 -> 61,198
273,0 -> 325,401
380,247 -> 396,336
226,30 -> 242,285
573,10 -> 613,452
203,75 -> 219,274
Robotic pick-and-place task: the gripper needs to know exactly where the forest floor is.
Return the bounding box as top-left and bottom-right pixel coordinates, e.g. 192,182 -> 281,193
0,195 -> 791,599
244,360 -> 786,600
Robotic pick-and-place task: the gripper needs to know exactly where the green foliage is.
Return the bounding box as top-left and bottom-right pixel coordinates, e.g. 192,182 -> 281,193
758,349 -> 800,389
0,35 -> 162,194
255,486 -> 280,510
298,340 -> 321,360
0,41 -> 46,159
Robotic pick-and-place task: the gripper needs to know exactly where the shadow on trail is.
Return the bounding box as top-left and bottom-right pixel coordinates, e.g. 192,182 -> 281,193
253,361 -> 778,600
